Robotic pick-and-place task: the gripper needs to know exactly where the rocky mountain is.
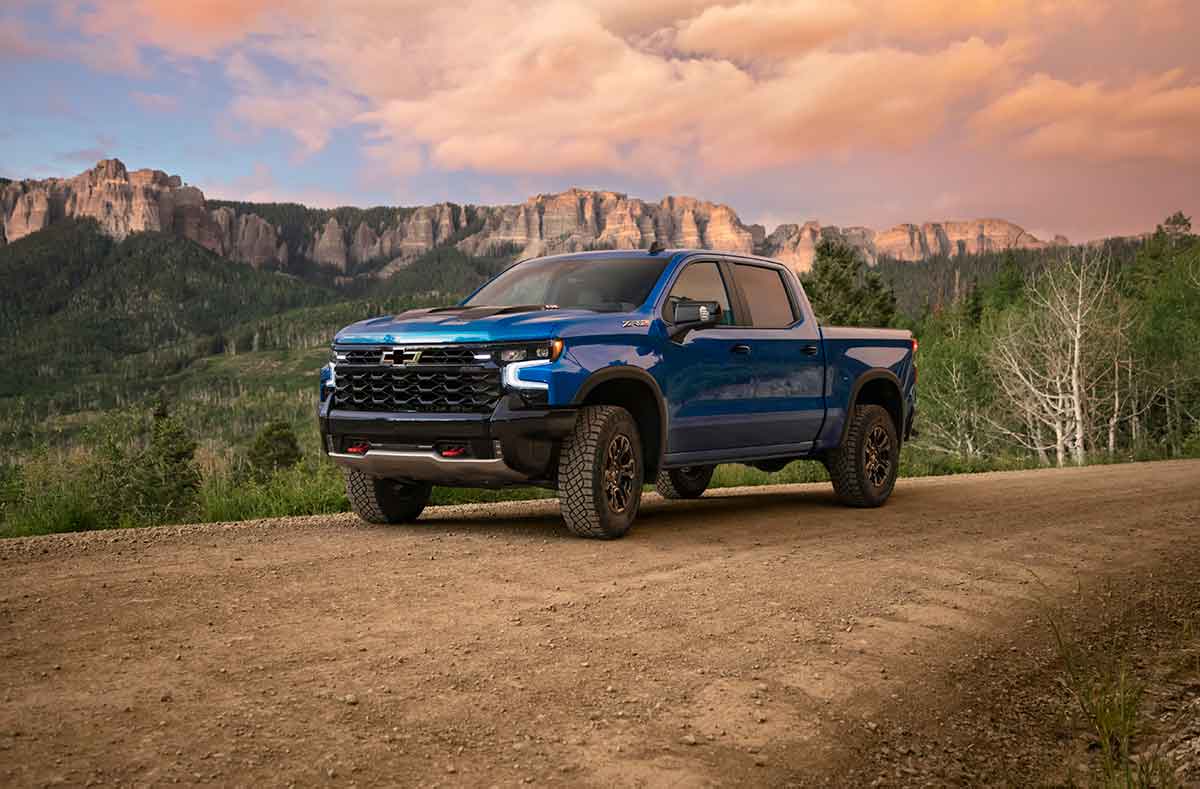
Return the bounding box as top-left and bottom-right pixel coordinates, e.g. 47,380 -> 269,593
0,159 -> 1066,277
761,219 -> 1070,271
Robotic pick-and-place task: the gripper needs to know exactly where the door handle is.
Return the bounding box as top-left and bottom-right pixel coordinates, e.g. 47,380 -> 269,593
801,344 -> 819,356
731,344 -> 752,355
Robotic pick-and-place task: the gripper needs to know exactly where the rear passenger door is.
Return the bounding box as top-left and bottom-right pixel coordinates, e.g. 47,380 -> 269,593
726,261 -> 826,449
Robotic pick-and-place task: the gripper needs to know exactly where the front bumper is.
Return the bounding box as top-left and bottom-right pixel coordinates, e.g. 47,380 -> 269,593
328,450 -> 532,485
319,397 -> 577,486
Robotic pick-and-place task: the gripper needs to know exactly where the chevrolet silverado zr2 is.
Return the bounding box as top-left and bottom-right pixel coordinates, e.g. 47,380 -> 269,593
318,247 -> 917,539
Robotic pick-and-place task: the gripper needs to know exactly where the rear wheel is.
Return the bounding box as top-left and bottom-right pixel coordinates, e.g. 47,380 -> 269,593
557,405 -> 644,539
344,469 -> 431,524
825,404 -> 899,508
655,466 -> 714,499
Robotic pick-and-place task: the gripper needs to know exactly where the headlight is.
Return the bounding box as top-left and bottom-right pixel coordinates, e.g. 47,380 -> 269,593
319,363 -> 336,402
494,340 -> 563,365
329,348 -> 347,363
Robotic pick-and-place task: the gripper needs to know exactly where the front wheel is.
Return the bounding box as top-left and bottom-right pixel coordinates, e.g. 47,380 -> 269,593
557,405 -> 644,539
825,404 -> 899,507
345,469 -> 431,524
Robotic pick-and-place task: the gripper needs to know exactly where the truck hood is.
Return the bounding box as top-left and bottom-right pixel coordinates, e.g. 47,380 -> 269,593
334,305 -> 624,345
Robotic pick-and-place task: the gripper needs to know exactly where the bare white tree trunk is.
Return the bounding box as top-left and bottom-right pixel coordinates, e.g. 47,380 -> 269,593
986,250 -> 1118,467
1107,357 -> 1120,454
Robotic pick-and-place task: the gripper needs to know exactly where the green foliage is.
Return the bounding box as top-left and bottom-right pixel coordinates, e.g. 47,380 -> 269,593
912,302 -> 995,460
247,420 -> 302,477
365,245 -> 516,303
0,219 -> 115,335
134,399 -> 201,523
0,220 -> 336,406
197,459 -> 347,523
801,239 -> 896,327
876,247 -> 1046,319
1159,210 -> 1192,237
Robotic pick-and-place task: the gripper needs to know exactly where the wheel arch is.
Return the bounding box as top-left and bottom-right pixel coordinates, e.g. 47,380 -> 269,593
571,367 -> 667,477
841,370 -> 905,447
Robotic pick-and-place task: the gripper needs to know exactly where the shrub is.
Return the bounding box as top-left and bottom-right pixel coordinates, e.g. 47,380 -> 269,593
130,401 -> 201,524
247,420 -> 303,478
197,459 -> 346,523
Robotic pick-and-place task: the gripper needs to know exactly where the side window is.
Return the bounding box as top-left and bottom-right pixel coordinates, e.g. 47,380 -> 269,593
665,261 -> 735,325
733,264 -> 797,328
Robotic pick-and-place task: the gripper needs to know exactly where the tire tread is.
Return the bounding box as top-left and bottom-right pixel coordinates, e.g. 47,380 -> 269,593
345,468 -> 430,524
826,404 -> 897,508
557,405 -> 640,539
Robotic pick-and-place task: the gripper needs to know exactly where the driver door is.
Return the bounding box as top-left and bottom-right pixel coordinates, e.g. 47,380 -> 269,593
658,260 -> 757,455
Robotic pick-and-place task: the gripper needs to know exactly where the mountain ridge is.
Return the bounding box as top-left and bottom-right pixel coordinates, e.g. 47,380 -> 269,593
1,159 -> 1069,276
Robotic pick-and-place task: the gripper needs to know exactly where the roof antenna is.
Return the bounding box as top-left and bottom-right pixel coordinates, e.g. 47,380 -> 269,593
648,240 -> 666,255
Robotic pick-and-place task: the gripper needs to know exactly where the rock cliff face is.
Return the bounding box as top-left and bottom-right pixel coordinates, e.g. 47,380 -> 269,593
762,219 -> 1064,271
457,189 -> 756,259
0,159 -> 1064,277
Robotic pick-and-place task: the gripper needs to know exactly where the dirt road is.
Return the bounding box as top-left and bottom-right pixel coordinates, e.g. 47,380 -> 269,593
2,461 -> 1199,787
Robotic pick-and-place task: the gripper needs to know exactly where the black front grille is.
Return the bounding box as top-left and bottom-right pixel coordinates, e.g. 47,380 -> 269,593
339,345 -> 483,366
332,344 -> 501,413
412,346 -> 480,365
342,347 -> 386,365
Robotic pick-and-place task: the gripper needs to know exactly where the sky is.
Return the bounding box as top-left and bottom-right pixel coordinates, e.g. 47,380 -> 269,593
2,0 -> 1198,242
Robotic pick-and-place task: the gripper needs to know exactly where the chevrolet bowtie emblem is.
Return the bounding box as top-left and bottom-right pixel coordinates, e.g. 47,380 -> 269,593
385,348 -> 423,365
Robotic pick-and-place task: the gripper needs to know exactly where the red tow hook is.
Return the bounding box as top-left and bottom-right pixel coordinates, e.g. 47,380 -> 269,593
439,445 -> 468,458
346,443 -> 370,455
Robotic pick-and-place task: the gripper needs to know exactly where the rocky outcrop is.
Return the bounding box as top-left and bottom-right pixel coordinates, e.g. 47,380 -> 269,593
459,189 -> 756,259
0,159 -> 1066,278
762,218 -> 1065,272
208,208 -> 288,269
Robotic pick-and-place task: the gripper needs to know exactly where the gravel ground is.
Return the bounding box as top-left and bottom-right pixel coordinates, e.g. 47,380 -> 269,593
1,460 -> 1198,787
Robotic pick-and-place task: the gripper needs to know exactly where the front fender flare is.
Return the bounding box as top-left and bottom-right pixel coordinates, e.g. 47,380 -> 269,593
570,366 -> 669,473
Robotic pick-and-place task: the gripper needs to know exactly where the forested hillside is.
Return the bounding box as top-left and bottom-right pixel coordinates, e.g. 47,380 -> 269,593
875,213 -> 1199,466
0,220 -> 518,426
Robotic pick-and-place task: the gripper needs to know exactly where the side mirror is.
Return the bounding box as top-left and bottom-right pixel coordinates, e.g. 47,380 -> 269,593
670,301 -> 722,341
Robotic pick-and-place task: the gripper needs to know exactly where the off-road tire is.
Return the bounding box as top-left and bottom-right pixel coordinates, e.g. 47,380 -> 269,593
557,405 -> 644,539
344,469 -> 431,524
826,404 -> 899,508
655,466 -> 714,499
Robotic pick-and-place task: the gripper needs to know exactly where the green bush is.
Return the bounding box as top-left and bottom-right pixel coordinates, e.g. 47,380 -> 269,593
247,420 -> 302,478
131,401 -> 201,523
197,460 -> 346,523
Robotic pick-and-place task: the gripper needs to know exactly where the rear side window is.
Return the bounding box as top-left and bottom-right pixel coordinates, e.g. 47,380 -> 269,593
665,261 -> 735,324
733,264 -> 797,328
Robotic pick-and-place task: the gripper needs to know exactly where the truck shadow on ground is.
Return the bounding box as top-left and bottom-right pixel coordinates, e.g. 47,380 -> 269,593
405,485 -> 877,541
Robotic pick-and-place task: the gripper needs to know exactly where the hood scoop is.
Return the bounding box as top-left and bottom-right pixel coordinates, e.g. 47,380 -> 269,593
395,304 -> 557,322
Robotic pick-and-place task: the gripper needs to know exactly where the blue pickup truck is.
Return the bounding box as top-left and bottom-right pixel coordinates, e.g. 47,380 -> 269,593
318,248 -> 916,538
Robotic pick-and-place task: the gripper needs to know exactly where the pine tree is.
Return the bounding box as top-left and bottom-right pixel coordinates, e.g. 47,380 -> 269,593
133,397 -> 201,523
248,420 -> 302,478
801,239 -> 896,327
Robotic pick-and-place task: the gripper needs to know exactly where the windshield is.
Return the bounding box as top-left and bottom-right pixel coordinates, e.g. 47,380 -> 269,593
464,257 -> 669,312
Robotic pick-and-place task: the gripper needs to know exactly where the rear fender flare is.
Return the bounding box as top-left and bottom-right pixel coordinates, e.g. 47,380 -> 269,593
840,369 -> 905,447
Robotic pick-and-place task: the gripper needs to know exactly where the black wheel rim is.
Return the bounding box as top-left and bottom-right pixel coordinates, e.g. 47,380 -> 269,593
604,434 -> 637,514
864,425 -> 892,487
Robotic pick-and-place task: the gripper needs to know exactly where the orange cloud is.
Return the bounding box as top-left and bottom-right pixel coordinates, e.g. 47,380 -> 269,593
55,0 -> 301,57
973,70 -> 1200,161
41,0 -> 1200,182
674,0 -> 861,60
